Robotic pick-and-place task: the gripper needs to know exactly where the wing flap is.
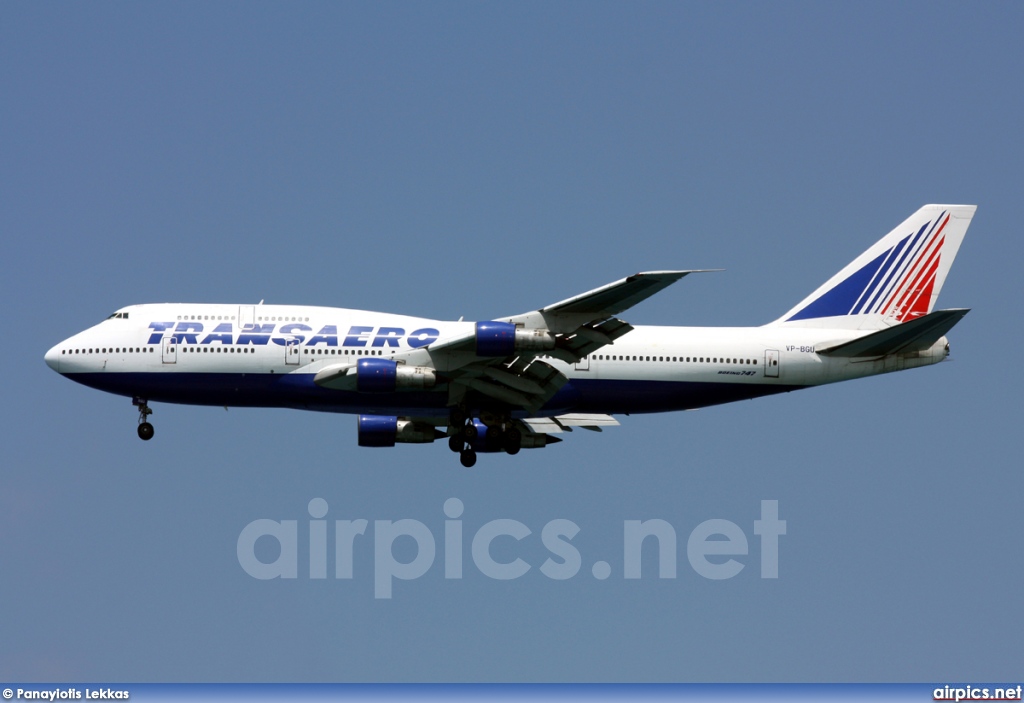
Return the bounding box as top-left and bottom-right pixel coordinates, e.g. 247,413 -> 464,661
523,413 -> 620,434
454,358 -> 568,412
555,317 -> 634,362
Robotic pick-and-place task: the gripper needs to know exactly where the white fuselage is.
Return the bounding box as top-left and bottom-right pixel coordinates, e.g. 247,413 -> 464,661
45,302 -> 949,417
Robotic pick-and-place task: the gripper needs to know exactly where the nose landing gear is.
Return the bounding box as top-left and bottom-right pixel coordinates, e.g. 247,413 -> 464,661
133,397 -> 154,441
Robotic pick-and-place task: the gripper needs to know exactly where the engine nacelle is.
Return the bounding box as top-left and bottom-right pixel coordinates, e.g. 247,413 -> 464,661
465,420 -> 558,452
357,415 -> 442,447
475,321 -> 556,357
356,358 -> 437,392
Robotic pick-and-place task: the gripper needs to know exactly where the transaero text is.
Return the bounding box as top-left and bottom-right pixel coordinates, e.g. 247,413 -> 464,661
146,322 -> 440,348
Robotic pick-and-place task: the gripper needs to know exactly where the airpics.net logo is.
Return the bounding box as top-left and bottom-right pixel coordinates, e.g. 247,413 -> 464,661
237,499 -> 786,599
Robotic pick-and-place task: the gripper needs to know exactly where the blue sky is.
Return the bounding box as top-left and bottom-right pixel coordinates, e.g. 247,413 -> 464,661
2,2 -> 1022,682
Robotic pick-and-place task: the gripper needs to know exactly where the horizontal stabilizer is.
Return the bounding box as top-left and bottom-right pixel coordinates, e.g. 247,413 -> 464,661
816,308 -> 969,357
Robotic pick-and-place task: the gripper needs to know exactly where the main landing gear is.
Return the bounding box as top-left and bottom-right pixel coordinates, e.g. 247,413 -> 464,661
133,397 -> 154,441
447,406 -> 477,467
447,406 -> 522,467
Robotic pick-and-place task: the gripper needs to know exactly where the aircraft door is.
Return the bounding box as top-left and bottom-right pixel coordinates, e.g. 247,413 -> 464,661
162,336 -> 177,364
239,306 -> 255,328
575,354 -> 590,371
285,339 -> 300,365
765,349 -> 780,378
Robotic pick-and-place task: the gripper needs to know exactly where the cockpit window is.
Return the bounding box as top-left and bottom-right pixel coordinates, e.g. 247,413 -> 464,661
106,312 -> 129,320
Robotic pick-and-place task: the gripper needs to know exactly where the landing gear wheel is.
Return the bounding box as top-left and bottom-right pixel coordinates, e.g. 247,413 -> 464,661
133,397 -> 154,441
448,435 -> 464,453
449,407 -> 466,427
461,422 -> 478,440
459,449 -> 477,468
502,426 -> 521,454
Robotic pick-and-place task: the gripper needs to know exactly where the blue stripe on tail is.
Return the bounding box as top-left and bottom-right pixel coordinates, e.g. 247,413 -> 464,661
787,249 -> 890,321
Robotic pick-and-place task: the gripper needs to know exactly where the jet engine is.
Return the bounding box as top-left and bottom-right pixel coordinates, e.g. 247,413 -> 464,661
356,358 -> 436,392
475,321 -> 556,357
357,415 -> 444,447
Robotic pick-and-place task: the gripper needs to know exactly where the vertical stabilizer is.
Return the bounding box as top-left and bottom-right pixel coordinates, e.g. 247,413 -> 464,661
770,205 -> 976,330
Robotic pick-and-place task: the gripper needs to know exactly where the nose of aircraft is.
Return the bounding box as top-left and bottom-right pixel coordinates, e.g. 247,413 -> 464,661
44,343 -> 61,372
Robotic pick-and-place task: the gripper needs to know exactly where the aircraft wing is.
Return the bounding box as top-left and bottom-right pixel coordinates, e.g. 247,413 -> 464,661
315,270 -> 712,413
503,270 -> 719,334
396,413 -> 621,449
429,270 -> 711,411
425,269 -> 715,361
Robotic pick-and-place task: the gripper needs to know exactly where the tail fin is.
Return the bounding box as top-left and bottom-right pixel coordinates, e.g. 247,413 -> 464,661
770,204 -> 976,329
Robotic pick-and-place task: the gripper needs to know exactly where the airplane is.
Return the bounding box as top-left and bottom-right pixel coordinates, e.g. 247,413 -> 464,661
44,204 -> 975,467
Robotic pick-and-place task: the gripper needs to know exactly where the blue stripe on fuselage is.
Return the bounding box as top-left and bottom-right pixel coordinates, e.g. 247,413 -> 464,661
60,372 -> 804,416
